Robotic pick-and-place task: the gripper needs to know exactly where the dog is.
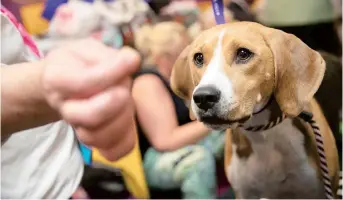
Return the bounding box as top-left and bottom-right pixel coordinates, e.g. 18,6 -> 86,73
170,22 -> 340,199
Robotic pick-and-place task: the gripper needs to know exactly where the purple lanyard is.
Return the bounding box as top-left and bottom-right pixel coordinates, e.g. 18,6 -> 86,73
211,0 -> 225,25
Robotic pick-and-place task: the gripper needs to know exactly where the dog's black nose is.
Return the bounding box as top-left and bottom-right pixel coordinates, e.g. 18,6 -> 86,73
193,86 -> 221,110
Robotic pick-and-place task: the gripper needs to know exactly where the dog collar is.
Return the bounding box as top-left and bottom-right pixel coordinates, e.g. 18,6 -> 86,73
240,113 -> 287,132
239,97 -> 287,132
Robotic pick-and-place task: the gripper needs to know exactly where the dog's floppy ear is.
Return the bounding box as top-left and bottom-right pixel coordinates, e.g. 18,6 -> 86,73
264,28 -> 326,117
171,46 -> 196,120
170,45 -> 195,120
170,45 -> 193,100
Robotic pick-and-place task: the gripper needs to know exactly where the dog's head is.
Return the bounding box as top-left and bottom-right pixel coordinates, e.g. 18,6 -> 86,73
171,22 -> 325,129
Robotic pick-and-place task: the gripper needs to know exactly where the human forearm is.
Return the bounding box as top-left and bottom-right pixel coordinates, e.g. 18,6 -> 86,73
1,61 -> 59,137
155,121 -> 210,151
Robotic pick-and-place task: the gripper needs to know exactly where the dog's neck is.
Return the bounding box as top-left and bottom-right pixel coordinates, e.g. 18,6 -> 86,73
242,97 -> 283,129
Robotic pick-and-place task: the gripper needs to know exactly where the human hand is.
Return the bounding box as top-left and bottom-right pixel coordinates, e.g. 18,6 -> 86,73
42,39 -> 140,160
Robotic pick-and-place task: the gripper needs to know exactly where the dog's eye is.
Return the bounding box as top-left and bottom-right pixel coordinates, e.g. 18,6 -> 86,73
236,48 -> 253,63
193,53 -> 204,68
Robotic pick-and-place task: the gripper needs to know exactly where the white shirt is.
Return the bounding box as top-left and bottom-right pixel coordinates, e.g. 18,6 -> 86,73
1,10 -> 84,199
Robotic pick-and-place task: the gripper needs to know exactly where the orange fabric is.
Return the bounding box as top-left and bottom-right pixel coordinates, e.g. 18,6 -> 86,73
92,134 -> 149,199
19,2 -> 49,35
197,1 -> 212,12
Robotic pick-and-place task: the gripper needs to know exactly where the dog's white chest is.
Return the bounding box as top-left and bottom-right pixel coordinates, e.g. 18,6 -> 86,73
226,121 -> 325,199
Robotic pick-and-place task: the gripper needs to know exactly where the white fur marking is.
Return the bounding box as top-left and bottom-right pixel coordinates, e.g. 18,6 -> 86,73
265,72 -> 271,79
253,97 -> 268,113
257,93 -> 262,102
192,30 -> 237,118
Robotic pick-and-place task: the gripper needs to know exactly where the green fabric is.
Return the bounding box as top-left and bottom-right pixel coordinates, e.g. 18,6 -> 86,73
197,130 -> 225,159
144,145 -> 216,199
257,0 -> 336,26
143,130 -> 225,199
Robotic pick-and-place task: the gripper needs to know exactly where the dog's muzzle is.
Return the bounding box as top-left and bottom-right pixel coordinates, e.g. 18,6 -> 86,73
193,86 -> 221,111
193,85 -> 250,127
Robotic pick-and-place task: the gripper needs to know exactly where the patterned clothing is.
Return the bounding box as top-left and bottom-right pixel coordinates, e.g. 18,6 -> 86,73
143,131 -> 225,199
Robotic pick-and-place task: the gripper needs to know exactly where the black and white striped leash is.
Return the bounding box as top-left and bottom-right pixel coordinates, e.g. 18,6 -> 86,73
239,111 -> 334,199
298,111 -> 334,199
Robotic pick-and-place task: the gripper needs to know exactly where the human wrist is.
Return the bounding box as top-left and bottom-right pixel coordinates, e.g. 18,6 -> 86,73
1,60 -> 60,135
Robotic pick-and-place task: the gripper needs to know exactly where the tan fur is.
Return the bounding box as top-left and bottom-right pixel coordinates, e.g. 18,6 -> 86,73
172,23 -> 276,120
231,128 -> 253,158
170,46 -> 193,99
261,29 -> 326,117
172,22 -> 326,119
171,22 -> 339,198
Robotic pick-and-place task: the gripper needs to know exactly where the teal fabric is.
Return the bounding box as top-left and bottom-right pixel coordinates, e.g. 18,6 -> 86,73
143,130 -> 225,199
79,143 -> 92,165
101,26 -> 123,49
198,130 -> 226,159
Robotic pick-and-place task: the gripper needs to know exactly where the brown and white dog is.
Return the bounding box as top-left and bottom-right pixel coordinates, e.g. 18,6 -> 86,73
170,22 -> 340,199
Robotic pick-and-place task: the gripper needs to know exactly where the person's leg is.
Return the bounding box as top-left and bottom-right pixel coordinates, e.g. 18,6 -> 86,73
143,145 -> 217,199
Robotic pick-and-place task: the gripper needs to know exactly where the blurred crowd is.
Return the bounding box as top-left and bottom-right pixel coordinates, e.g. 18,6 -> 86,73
1,0 -> 342,199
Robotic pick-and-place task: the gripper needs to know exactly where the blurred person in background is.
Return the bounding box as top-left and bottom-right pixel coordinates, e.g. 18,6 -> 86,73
1,6 -> 140,199
225,0 -> 257,22
254,0 -> 342,56
133,21 -> 220,199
